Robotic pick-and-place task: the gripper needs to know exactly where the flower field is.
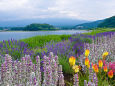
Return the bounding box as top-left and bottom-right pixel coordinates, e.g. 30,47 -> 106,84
0,31 -> 115,86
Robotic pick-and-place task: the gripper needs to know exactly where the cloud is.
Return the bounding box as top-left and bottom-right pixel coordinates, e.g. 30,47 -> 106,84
0,0 -> 115,21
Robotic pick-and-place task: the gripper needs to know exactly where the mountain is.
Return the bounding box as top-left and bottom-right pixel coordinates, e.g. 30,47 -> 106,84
73,20 -> 104,29
74,16 -> 115,30
0,18 -> 88,28
98,16 -> 115,28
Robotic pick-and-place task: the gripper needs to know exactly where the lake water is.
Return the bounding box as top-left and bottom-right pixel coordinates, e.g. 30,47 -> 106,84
0,30 -> 89,41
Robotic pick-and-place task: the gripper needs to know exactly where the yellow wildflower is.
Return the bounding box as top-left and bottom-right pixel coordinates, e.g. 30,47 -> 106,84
72,65 -> 79,73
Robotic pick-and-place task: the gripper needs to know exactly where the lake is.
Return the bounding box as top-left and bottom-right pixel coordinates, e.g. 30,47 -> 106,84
0,30 -> 89,41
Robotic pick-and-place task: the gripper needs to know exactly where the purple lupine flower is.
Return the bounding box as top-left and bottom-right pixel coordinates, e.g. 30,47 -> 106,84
58,65 -> 65,86
84,80 -> 88,86
73,73 -> 79,86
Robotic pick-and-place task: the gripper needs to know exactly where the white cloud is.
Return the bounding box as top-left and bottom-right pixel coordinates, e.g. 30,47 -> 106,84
0,0 -> 115,21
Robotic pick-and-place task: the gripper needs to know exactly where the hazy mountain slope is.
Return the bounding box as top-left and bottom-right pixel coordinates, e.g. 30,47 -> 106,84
74,20 -> 104,29
98,16 -> 115,28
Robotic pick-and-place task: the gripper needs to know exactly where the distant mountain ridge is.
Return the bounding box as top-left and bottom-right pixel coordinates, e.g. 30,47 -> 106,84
74,20 -> 104,29
74,16 -> 115,29
98,16 -> 115,28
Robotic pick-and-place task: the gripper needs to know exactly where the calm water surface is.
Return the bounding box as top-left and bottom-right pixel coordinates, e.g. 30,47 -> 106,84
0,30 -> 89,41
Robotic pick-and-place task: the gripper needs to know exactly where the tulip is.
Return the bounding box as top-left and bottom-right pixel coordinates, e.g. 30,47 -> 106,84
98,60 -> 103,68
85,49 -> 90,57
102,52 -> 109,60
85,58 -> 89,66
108,70 -> 113,78
72,65 -> 79,73
103,65 -> 108,72
69,56 -> 76,66
87,61 -> 90,68
92,63 -> 94,70
93,64 -> 98,73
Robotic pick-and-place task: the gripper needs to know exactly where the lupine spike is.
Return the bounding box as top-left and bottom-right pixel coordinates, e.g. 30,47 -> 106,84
58,65 -> 65,86
73,73 -> 79,86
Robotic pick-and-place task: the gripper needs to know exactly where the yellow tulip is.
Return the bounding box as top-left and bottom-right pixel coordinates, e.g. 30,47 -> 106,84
85,49 -> 90,57
69,56 -> 76,66
72,65 -> 79,73
102,52 -> 109,60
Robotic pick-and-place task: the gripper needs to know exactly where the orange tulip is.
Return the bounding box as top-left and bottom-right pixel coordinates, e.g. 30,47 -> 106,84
92,63 -> 94,69
102,52 -> 109,60
93,64 -> 99,73
85,49 -> 90,57
98,60 -> 103,68
108,70 -> 113,78
69,56 -> 76,66
103,65 -> 108,72
85,58 -> 89,66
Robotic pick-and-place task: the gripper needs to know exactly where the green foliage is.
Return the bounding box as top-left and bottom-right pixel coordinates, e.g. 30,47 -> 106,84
24,23 -> 57,31
58,56 -> 73,74
21,34 -> 71,48
9,23 -> 57,31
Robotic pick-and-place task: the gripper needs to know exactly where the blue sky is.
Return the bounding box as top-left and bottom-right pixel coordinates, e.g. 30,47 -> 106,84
0,0 -> 115,21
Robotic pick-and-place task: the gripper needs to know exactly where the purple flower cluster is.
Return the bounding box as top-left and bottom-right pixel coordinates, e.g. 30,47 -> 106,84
44,40 -> 75,58
0,52 -> 65,86
40,34 -> 91,59
83,31 -> 115,63
0,39 -> 34,60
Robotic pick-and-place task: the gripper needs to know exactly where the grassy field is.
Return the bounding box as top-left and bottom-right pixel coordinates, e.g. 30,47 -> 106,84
84,28 -> 115,35
21,34 -> 71,48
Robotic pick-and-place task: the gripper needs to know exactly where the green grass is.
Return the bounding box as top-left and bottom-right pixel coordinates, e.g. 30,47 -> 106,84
84,28 -> 115,35
58,56 -> 73,74
21,34 -> 71,48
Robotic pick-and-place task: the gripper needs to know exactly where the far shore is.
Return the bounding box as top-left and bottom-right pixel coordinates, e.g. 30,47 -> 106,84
0,29 -> 91,32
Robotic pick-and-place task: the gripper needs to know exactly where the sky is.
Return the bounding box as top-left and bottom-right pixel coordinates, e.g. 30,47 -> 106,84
0,0 -> 115,21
